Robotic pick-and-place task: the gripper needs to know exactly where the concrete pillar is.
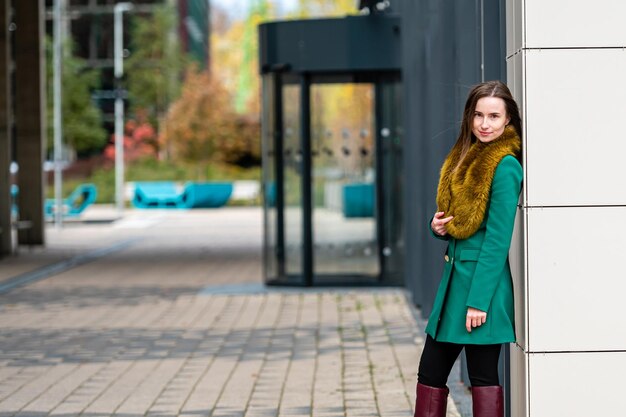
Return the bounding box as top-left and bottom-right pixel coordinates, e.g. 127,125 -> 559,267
14,0 -> 45,245
507,1 -> 626,416
0,0 -> 12,256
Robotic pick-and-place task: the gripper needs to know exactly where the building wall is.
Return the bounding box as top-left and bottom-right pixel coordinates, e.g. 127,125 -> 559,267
507,1 -> 626,415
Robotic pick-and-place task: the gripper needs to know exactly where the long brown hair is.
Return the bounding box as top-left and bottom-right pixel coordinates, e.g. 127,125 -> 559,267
453,80 -> 522,164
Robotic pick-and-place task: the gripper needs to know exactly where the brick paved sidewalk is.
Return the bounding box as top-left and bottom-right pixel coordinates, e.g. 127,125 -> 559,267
0,287 -> 463,417
0,208 -> 467,416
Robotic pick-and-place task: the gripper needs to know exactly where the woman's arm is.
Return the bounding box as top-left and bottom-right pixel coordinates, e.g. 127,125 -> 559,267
465,156 -> 523,312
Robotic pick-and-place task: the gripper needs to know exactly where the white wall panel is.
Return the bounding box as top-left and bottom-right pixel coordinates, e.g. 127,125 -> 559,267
510,345 -> 528,417
524,48 -> 626,206
526,0 -> 626,48
510,207 -> 526,350
529,352 -> 626,417
509,3 -> 626,417
526,207 -> 626,352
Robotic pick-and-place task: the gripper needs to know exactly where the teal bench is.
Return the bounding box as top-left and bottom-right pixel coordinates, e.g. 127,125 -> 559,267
132,181 -> 233,209
181,182 -> 233,208
132,182 -> 184,208
45,183 -> 98,218
342,183 -> 374,218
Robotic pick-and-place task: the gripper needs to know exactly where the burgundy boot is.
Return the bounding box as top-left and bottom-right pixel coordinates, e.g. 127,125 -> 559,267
414,383 -> 449,417
472,385 -> 504,417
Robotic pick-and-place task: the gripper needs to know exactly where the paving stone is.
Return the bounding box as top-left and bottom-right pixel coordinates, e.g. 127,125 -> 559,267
0,288 -> 468,417
0,209 -> 470,417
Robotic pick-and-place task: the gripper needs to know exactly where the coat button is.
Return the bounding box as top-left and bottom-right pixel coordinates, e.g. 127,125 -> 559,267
444,255 -> 449,262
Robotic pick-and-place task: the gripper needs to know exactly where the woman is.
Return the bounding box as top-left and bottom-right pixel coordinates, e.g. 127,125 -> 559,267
414,80 -> 523,417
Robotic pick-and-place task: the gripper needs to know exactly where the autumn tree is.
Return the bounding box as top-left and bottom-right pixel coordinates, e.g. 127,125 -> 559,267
161,66 -> 260,168
161,0 -> 359,170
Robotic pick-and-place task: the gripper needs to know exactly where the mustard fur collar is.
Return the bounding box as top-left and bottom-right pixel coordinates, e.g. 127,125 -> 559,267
436,125 -> 521,239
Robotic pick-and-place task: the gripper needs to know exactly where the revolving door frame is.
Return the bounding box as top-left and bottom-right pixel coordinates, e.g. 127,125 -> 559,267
263,71 -> 402,286
259,14 -> 403,287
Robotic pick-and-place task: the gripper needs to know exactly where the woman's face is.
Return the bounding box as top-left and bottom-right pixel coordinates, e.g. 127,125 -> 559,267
472,97 -> 511,143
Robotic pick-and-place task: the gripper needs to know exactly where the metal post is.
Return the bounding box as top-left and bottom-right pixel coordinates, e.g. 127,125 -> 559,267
274,74 -> 285,279
53,0 -> 64,227
114,2 -> 132,217
300,74 -> 312,286
374,80 -> 386,282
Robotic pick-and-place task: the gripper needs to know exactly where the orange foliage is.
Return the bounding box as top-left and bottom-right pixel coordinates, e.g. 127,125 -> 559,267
161,66 -> 260,166
103,113 -> 158,164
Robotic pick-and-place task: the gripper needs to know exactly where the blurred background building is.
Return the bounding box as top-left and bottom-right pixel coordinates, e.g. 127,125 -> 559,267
1,0 -> 358,255
43,0 -> 211,131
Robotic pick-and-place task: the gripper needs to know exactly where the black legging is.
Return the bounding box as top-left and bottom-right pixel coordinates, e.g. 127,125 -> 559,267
418,335 -> 502,388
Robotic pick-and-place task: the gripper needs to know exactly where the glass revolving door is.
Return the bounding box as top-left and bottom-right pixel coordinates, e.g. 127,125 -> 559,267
282,83 -> 304,278
311,83 -> 379,282
259,13 -> 403,286
262,73 -> 403,286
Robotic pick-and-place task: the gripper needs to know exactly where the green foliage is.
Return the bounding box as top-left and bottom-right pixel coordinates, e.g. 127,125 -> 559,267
126,4 -> 184,131
45,37 -> 107,156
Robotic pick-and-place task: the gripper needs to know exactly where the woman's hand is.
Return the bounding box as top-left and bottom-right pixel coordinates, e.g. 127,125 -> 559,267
466,307 -> 487,332
431,211 -> 454,236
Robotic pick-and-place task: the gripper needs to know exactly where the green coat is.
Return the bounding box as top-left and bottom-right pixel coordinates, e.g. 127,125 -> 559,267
425,155 -> 523,345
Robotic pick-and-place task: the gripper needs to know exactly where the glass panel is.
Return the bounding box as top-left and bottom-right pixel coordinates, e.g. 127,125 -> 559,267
379,80 -> 404,284
282,83 -> 303,277
261,74 -> 277,281
311,83 -> 379,278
